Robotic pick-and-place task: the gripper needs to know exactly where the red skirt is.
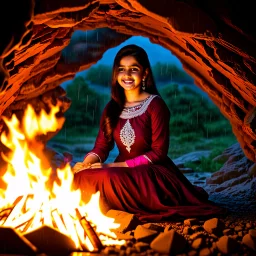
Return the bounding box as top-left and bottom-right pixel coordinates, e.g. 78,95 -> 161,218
73,163 -> 226,222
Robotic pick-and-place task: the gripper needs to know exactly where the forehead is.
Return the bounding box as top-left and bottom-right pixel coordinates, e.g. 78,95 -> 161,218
119,55 -> 141,67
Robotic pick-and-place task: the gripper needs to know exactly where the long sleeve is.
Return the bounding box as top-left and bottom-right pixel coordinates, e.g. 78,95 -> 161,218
144,97 -> 170,163
84,104 -> 113,163
125,96 -> 170,167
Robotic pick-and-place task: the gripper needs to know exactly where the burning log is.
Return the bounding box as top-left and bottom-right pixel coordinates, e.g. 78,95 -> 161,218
3,196 -> 28,227
0,189 -> 121,253
52,209 -> 68,235
0,207 -> 12,225
0,191 -> 122,254
2,194 -> 44,232
76,208 -> 103,252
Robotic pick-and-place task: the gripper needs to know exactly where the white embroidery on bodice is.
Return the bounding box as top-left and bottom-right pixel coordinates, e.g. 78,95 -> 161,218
119,119 -> 135,153
120,95 -> 157,119
119,95 -> 157,152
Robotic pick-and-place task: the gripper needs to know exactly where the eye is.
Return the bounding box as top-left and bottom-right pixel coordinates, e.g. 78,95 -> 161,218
131,67 -> 139,72
118,67 -> 125,72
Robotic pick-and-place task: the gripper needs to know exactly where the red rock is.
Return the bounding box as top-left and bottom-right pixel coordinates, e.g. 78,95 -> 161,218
106,209 -> 141,233
184,218 -> 199,226
134,242 -> 150,252
143,223 -> 164,233
249,229 -> 256,238
216,235 -> 240,254
199,247 -> 211,256
242,233 -> 256,251
150,229 -> 186,254
223,229 -> 233,236
203,218 -> 225,235
134,225 -> 159,243
191,237 -> 204,249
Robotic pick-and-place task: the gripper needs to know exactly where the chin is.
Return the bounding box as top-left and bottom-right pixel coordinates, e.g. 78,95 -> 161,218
123,85 -> 135,90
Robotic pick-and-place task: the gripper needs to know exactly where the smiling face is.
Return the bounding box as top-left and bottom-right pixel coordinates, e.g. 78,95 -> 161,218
117,55 -> 147,92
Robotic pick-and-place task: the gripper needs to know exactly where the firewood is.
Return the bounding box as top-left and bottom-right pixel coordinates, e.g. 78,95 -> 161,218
76,208 -> 103,252
52,209 -> 68,235
0,207 -> 12,219
3,195 -> 27,226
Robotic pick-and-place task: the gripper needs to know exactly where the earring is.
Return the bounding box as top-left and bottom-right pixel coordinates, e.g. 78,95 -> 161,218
142,78 -> 146,90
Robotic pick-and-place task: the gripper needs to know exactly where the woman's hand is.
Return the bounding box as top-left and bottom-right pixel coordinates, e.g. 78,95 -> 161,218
73,161 -> 128,173
72,162 -> 92,174
90,162 -> 128,169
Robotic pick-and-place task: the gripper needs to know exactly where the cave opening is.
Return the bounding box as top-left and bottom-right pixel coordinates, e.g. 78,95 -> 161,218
48,28 -> 237,177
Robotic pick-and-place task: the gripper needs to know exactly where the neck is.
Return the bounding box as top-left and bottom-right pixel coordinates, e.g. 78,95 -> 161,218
124,91 -> 151,106
125,91 -> 142,103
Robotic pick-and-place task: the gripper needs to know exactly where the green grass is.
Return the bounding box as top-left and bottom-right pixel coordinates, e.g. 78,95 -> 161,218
169,134 -> 236,158
168,134 -> 237,172
184,156 -> 224,173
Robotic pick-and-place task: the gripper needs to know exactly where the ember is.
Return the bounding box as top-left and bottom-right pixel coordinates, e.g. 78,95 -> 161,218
0,103 -> 124,254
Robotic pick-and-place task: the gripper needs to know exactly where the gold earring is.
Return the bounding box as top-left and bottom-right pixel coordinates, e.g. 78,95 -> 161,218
142,78 -> 146,90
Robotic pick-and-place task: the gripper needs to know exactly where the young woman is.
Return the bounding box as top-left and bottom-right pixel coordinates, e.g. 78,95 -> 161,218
73,44 -> 226,221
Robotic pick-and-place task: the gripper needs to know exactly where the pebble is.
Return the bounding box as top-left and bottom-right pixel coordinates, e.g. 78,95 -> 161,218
100,215 -> 256,255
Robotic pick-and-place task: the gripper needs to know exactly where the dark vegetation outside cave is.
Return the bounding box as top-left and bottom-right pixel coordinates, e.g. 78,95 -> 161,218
48,34 -> 237,173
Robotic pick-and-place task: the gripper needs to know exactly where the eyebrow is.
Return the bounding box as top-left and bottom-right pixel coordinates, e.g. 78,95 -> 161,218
118,64 -> 141,68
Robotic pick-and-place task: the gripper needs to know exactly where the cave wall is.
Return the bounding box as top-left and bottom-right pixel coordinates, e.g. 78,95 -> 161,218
0,0 -> 256,162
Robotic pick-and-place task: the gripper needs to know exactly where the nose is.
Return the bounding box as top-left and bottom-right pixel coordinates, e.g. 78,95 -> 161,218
123,69 -> 132,76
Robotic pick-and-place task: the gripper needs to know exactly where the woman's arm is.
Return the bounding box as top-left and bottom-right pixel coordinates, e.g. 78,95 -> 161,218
144,96 -> 170,162
84,103 -> 114,163
73,103 -> 114,173
83,153 -> 100,166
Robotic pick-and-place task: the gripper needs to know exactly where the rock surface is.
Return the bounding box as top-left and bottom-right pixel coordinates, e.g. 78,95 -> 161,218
205,143 -> 256,213
1,0 -> 256,162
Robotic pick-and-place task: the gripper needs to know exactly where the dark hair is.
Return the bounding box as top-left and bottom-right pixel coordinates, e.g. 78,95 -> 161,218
102,44 -> 160,146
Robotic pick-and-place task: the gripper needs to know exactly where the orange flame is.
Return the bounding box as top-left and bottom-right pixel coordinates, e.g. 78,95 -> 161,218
0,103 -> 124,251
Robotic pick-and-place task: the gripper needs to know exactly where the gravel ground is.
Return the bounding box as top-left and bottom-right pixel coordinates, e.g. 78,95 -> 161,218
91,175 -> 256,256
94,211 -> 256,256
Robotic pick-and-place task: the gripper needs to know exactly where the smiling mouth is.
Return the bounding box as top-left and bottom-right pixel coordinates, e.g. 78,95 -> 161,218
123,80 -> 134,85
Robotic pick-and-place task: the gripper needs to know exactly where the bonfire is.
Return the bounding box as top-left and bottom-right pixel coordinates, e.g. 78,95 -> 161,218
0,103 -> 124,253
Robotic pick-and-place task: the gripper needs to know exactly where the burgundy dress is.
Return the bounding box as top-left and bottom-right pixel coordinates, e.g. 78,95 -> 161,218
74,95 -> 226,221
